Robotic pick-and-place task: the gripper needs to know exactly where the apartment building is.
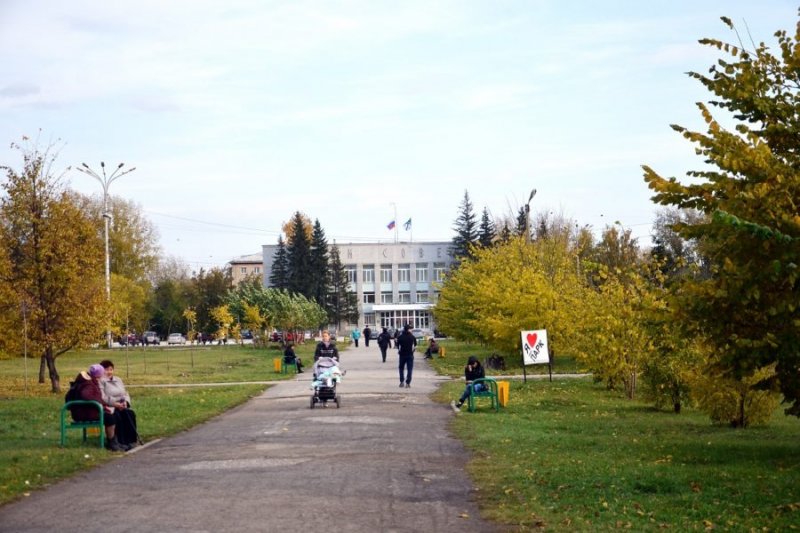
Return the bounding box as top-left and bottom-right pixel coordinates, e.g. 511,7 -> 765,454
228,253 -> 263,286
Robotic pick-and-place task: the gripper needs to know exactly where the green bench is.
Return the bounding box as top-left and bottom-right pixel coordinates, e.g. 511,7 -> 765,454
60,401 -> 105,448
281,358 -> 299,374
468,377 -> 500,413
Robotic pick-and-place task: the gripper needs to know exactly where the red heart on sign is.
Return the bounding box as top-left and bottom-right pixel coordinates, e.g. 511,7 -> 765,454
526,333 -> 537,347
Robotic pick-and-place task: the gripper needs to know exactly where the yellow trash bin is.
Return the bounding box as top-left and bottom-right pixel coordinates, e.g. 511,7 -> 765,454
497,381 -> 510,407
273,358 -> 282,372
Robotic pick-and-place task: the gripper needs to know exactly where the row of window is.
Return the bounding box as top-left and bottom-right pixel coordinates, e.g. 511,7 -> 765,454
345,263 -> 447,284
362,291 -> 436,304
240,266 -> 261,274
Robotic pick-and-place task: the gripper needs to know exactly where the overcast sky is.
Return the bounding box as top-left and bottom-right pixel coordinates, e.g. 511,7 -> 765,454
0,1 -> 795,270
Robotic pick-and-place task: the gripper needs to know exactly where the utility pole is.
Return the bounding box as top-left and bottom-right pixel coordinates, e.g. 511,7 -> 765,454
77,161 -> 136,348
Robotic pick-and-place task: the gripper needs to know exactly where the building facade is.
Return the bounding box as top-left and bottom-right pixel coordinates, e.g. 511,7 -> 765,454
262,241 -> 455,331
228,253 -> 263,286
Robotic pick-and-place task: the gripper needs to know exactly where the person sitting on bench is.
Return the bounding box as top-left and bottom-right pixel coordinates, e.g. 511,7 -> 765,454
424,338 -> 439,359
283,343 -> 304,373
450,356 -> 485,412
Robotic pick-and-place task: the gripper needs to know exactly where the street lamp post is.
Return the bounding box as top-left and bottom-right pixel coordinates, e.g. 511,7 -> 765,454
77,161 -> 136,348
524,188 -> 537,244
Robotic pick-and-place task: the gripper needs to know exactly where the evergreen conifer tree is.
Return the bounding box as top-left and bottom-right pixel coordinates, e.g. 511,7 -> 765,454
478,206 -> 496,248
269,235 -> 289,289
309,219 -> 330,309
327,244 -> 360,329
515,206 -> 529,238
450,190 -> 479,260
286,212 -> 313,298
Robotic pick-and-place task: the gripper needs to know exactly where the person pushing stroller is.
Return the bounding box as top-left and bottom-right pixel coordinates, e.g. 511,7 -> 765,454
310,356 -> 344,408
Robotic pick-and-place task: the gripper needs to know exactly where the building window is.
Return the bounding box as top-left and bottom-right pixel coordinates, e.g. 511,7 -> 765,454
363,292 -> 375,304
398,264 -> 410,282
416,292 -> 430,304
240,267 -> 247,274
398,291 -> 410,303
381,291 -> 393,304
433,262 -> 447,282
345,265 -> 357,284
415,265 -> 428,282
380,264 -> 392,283
363,265 -> 375,283
364,313 -> 375,327
254,266 -> 261,274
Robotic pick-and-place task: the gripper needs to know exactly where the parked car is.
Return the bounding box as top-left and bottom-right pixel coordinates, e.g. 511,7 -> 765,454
118,333 -> 140,346
411,328 -> 425,341
143,331 -> 160,345
167,333 -> 186,345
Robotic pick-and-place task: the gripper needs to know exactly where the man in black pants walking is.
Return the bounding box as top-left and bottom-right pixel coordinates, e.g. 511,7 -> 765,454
363,325 -> 372,348
396,324 -> 417,388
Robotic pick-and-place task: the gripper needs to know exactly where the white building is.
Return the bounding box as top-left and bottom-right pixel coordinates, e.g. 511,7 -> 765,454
261,241 -> 455,331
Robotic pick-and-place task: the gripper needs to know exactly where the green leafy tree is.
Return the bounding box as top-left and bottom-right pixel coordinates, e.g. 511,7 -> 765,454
75,194 -> 160,284
642,15 -> 800,418
269,235 -> 289,289
286,211 -> 313,298
327,244 -> 359,329
190,267 -> 233,334
450,190 -> 478,261
477,206 -> 496,248
0,139 -> 106,392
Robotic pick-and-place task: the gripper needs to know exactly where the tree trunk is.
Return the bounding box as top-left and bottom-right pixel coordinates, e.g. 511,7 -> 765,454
45,347 -> 60,393
38,354 -> 47,384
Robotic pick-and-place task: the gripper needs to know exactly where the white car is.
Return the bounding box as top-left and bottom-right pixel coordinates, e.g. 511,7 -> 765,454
167,333 -> 186,345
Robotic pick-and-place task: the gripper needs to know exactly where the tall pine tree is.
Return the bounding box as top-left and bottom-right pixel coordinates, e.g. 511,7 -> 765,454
286,211 -> 313,298
450,190 -> 479,261
309,219 -> 330,310
327,244 -> 360,330
478,206 -> 496,248
269,235 -> 289,289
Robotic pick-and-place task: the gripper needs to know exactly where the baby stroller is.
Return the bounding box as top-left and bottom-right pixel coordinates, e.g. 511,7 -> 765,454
310,356 -> 343,409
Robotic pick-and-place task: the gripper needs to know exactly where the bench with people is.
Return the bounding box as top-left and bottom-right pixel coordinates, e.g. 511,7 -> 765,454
62,360 -> 141,451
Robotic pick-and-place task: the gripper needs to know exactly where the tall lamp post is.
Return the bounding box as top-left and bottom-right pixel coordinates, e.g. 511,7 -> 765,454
524,188 -> 537,244
77,161 -> 136,348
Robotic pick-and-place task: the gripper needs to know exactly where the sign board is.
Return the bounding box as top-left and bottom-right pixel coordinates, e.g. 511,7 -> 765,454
521,329 -> 549,365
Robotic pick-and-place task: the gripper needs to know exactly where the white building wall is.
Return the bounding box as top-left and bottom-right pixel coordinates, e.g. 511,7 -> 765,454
261,241 -> 454,331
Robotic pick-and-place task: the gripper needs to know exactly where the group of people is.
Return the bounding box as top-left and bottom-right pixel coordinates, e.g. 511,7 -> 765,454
67,359 -> 141,452
284,326 -> 484,412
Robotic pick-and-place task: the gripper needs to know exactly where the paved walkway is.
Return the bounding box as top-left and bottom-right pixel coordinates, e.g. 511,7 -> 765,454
0,342 -> 500,533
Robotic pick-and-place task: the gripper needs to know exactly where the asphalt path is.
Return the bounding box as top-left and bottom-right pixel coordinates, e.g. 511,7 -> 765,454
0,341 -> 501,533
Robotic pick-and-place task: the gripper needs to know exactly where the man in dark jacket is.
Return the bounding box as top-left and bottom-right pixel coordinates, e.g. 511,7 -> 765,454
363,325 -> 372,347
396,324 -> 417,388
377,327 -> 391,363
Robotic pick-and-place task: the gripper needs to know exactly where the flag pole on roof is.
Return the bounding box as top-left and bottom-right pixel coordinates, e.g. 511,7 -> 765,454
404,218 -> 412,243
390,202 -> 398,243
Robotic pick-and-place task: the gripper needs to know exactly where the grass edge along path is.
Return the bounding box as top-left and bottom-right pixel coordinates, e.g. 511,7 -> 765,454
433,378 -> 800,531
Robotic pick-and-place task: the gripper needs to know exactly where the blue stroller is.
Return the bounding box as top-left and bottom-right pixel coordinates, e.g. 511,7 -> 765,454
310,356 -> 343,409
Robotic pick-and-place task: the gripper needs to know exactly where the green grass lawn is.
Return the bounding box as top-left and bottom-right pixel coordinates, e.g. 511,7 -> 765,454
2,340 -> 798,531
434,378 -> 800,531
0,342 -> 318,505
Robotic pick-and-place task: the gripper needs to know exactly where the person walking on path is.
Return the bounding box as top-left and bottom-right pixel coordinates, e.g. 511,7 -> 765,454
351,328 -> 361,348
396,324 -> 417,388
377,327 -> 391,363
314,330 -> 339,361
363,325 -> 372,347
